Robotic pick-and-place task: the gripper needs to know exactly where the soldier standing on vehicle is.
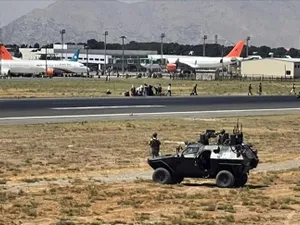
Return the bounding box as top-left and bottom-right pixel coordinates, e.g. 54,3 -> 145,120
149,133 -> 161,158
248,84 -> 253,95
217,129 -> 226,145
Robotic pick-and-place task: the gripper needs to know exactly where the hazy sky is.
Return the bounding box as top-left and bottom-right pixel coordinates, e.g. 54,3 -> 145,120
0,1 -> 55,27
0,0 -> 144,27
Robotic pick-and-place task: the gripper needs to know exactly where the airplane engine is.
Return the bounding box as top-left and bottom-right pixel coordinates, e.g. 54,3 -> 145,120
167,63 -> 177,72
45,68 -> 55,77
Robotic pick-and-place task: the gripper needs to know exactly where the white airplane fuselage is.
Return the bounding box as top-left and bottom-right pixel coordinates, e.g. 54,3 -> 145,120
148,55 -> 237,69
0,59 -> 89,75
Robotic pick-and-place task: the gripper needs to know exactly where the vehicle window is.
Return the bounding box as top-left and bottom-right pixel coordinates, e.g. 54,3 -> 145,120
183,147 -> 199,155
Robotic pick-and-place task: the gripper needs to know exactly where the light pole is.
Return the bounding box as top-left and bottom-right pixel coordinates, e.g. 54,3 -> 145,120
221,45 -> 224,76
60,29 -> 66,60
298,31 -> 300,57
85,45 -> 89,76
0,21 -> 2,75
160,33 -> 165,66
120,35 -> 126,75
203,35 -> 207,56
45,43 -> 48,77
104,31 -> 108,74
0,41 -> 2,76
214,34 -> 218,44
0,26 -> 2,75
246,36 -> 250,57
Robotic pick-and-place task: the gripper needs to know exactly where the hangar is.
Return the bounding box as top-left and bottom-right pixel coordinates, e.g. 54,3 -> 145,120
18,44 -> 158,72
240,58 -> 300,79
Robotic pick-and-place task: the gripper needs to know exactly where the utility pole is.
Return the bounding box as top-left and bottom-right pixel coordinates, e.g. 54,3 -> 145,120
214,34 -> 218,44
160,33 -> 165,66
45,43 -> 48,77
85,45 -> 89,76
0,17 -> 2,76
203,35 -> 207,56
104,31 -> 108,74
246,36 -> 250,57
298,31 -> 300,57
60,29 -> 66,60
0,41 -> 2,76
0,33 -> 2,76
120,35 -> 126,75
221,45 -> 224,76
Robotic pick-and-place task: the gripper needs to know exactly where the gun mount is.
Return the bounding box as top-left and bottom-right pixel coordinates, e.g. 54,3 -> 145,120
199,119 -> 244,146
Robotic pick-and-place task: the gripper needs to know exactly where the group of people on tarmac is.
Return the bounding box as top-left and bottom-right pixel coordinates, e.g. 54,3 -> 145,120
128,83 -> 199,97
129,83 -> 172,96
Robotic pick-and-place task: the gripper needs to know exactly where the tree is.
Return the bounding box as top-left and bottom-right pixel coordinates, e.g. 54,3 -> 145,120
33,43 -> 40,48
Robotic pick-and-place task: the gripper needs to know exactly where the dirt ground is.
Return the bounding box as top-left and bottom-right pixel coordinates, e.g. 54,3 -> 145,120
1,169 -> 300,225
1,114 -> 300,224
0,78 -> 298,98
1,115 -> 300,182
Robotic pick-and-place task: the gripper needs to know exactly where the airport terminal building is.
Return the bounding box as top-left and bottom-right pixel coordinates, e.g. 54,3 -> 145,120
241,58 -> 300,79
19,44 -> 158,72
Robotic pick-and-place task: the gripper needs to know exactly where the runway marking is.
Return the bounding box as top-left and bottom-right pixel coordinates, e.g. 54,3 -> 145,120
50,105 -> 166,110
1,107 -> 300,121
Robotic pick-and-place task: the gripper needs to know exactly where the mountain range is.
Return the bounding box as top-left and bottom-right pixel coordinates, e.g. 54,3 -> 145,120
1,0 -> 300,48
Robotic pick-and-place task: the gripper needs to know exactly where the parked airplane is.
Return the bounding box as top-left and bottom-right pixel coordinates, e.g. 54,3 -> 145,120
0,46 -> 89,76
148,40 -> 245,72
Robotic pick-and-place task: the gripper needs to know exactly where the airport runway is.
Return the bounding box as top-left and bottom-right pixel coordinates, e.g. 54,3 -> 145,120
0,95 -> 299,124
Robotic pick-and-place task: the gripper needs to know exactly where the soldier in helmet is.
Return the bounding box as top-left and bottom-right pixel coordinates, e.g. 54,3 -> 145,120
217,129 -> 226,145
149,133 -> 161,158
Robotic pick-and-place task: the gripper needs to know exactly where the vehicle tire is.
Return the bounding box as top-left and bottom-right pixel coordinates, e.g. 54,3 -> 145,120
216,170 -> 235,188
152,167 -> 172,184
171,175 -> 184,184
234,173 -> 248,187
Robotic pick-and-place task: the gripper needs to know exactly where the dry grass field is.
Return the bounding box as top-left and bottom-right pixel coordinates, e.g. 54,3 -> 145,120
1,115 -> 300,182
1,169 -> 300,224
1,114 -> 300,224
0,78 -> 298,98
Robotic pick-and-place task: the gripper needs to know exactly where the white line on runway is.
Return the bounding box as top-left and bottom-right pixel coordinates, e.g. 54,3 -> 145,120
1,107 -> 300,121
50,105 -> 166,110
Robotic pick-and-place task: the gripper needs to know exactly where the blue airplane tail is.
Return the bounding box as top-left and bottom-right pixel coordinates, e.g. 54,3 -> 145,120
70,49 -> 80,61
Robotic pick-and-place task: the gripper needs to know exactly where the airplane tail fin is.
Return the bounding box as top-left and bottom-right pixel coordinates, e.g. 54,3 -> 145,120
0,45 -> 14,60
225,40 -> 245,58
70,49 -> 80,61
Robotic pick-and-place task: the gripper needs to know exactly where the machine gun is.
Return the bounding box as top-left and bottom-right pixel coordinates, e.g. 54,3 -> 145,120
198,119 -> 244,146
199,129 -> 228,145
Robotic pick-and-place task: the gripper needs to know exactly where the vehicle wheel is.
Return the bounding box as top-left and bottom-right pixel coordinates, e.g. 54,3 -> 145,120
216,170 -> 235,188
152,168 -> 172,184
171,175 -> 184,184
234,173 -> 248,187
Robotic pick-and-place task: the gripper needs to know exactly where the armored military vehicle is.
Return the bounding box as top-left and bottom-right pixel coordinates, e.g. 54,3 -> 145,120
147,121 -> 259,188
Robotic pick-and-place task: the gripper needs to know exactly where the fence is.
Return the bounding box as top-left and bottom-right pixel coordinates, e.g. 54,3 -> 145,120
217,75 -> 300,82
172,73 -> 300,82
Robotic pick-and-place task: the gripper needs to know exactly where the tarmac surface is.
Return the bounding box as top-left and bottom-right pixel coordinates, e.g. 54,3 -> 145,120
0,95 -> 299,124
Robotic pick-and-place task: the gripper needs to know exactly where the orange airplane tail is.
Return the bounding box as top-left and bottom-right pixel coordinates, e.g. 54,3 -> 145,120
0,45 -> 14,60
225,40 -> 245,58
